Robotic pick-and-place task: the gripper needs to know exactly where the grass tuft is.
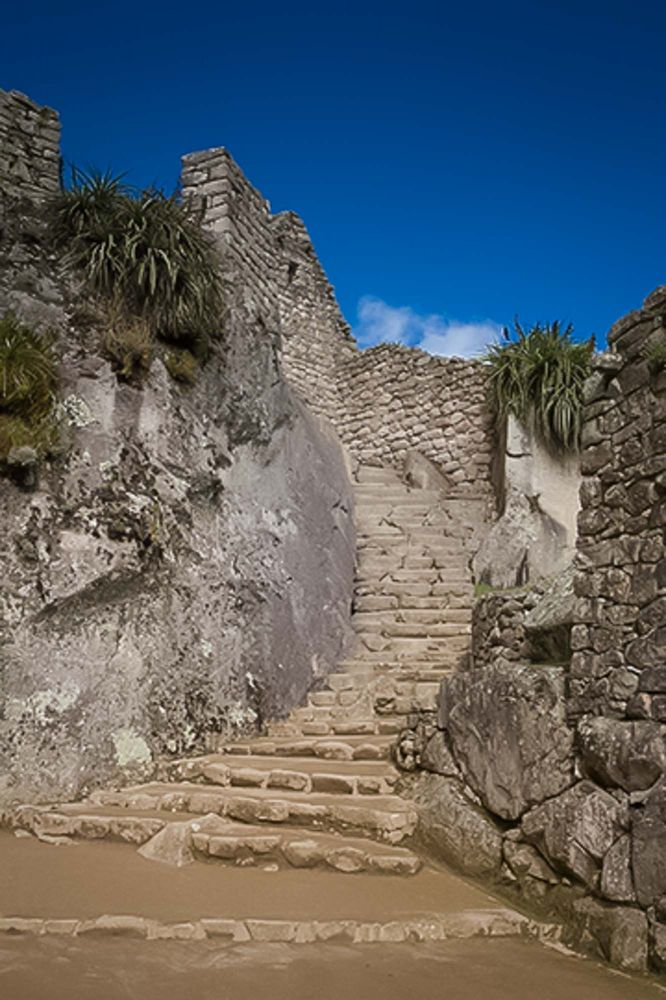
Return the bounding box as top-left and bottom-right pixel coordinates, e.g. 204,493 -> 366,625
483,320 -> 594,453
49,168 -> 223,347
0,313 -> 61,461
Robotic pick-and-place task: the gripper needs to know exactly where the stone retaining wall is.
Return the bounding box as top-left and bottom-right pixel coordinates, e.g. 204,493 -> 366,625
0,90 -> 60,203
398,288 -> 666,976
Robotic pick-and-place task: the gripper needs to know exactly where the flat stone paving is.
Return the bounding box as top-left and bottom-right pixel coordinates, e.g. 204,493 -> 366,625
0,937 -> 662,1000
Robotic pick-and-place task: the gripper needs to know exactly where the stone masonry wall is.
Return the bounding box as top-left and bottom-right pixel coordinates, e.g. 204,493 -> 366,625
338,345 -> 494,502
572,288 -> 666,722
272,210 -> 356,423
0,91 -> 60,203
398,288 -> 666,976
180,149 -> 497,526
471,590 -> 537,669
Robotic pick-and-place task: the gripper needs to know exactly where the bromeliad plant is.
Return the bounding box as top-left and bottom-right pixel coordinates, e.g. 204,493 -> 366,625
483,320 -> 594,453
49,168 -> 223,348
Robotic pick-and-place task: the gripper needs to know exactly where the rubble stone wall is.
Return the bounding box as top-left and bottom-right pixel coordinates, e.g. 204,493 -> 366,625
0,91 -> 60,203
471,590 -> 536,668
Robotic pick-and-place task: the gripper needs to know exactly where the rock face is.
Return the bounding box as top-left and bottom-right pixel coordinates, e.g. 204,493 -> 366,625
0,94 -> 356,805
473,415 -> 581,588
443,663 -> 574,820
521,781 -> 628,889
632,779 -> 666,907
577,717 -> 666,792
408,772 -> 503,878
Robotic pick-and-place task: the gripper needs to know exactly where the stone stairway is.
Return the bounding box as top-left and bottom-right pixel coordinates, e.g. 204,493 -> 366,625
280,463 -> 473,734
0,462 -> 510,946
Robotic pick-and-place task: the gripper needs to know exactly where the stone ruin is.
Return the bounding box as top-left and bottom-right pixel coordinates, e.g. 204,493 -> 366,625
0,88 -> 665,976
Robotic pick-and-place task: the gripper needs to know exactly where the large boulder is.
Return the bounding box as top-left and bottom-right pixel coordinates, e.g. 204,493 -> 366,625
577,717 -> 666,792
521,781 -> 629,890
407,772 -> 503,879
570,897 -> 648,973
442,662 -> 574,820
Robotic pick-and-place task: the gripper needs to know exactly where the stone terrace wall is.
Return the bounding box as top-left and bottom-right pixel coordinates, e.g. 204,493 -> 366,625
0,90 -> 60,203
572,286 -> 666,722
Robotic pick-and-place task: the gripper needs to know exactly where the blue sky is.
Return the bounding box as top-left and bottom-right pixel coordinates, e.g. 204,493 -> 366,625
3,1 -> 665,356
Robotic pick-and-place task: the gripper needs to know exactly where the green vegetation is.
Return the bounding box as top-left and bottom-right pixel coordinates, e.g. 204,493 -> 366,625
50,169 -> 223,352
0,313 -> 60,460
644,335 -> 666,373
164,348 -> 198,385
483,320 -> 594,452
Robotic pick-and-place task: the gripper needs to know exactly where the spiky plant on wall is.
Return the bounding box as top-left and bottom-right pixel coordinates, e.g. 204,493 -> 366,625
49,168 -> 223,351
0,313 -> 60,460
483,320 -> 594,452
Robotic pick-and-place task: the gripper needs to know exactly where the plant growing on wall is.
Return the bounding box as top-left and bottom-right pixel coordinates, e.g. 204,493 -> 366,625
483,320 -> 594,452
0,313 -> 60,460
49,169 -> 223,351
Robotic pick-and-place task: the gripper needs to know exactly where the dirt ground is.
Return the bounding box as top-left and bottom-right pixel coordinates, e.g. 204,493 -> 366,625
1,936 -> 664,1000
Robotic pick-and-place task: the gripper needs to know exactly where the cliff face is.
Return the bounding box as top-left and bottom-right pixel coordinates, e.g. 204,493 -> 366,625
0,92 -> 355,805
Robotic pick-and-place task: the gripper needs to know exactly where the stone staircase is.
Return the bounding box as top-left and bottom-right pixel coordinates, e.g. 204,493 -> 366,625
282,463 -> 473,735
0,463 -> 512,946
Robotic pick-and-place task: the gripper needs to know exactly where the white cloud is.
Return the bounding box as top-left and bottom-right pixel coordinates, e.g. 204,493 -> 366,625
354,295 -> 502,359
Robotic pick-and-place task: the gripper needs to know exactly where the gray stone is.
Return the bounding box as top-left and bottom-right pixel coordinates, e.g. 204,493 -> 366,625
444,663 -> 574,820
522,781 -> 628,889
600,834 -> 635,903
632,778 -> 666,907
420,730 -> 461,778
523,564 -> 575,662
503,840 -> 559,884
408,772 -> 503,879
577,717 -> 666,792
570,898 -> 648,973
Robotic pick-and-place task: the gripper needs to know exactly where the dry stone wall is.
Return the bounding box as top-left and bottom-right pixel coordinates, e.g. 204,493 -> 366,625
0,91 -> 60,203
181,150 -> 497,531
572,288 -> 666,722
398,288 -> 666,976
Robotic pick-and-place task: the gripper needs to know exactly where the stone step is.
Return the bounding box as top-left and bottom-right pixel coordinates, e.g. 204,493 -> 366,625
352,609 -> 471,628
191,823 -> 421,876
358,581 -> 470,597
354,646 -> 469,663
354,594 -> 473,612
268,712 -> 409,737
356,624 -> 471,641
354,467 -> 406,485
1,806 -> 421,877
219,735 -> 394,761
353,488 -> 441,502
357,528 -> 458,542
0,830 -> 534,944
161,753 -> 398,789
86,783 -> 418,844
